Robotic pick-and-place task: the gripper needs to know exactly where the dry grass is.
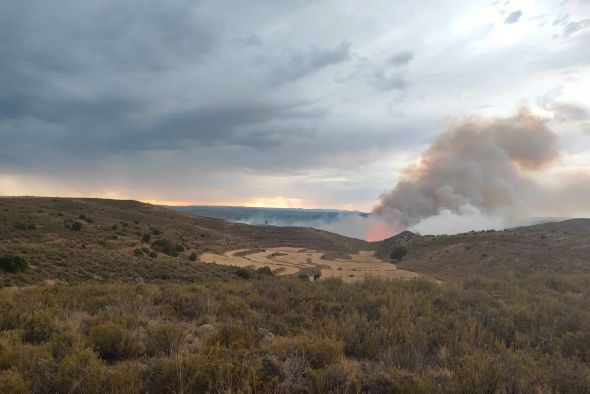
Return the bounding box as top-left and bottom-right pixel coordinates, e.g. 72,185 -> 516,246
0,197 -> 366,286
375,220 -> 590,281
200,248 -> 420,282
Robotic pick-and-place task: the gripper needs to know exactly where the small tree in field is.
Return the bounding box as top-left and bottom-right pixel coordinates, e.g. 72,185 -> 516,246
390,246 -> 407,261
0,255 -> 28,273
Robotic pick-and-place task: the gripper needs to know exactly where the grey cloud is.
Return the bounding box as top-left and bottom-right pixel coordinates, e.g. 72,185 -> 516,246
504,10 -> 523,24
269,42 -> 351,84
368,70 -> 407,91
0,1 -> 218,74
564,18 -> 590,36
552,103 -> 589,122
132,101 -> 324,150
1,0 -> 589,210
388,50 -> 414,68
235,33 -> 264,46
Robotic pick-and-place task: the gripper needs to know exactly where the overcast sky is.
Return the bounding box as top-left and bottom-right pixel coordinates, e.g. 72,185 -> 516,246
1,0 -> 589,211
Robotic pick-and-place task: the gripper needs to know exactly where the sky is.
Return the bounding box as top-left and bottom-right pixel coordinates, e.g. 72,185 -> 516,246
0,0 -> 589,212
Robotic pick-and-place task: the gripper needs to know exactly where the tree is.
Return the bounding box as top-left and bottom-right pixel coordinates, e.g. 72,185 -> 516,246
0,255 -> 28,273
390,246 -> 407,261
151,239 -> 178,257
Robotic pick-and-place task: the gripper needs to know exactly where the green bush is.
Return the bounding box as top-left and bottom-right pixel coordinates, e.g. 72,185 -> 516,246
71,221 -> 83,231
21,310 -> 58,343
88,322 -> 135,362
0,255 -> 28,273
142,234 -> 152,243
145,323 -> 186,356
151,240 -> 178,257
189,252 -> 197,261
390,246 -> 407,261
256,266 -> 273,276
234,268 -> 251,279
56,348 -> 105,394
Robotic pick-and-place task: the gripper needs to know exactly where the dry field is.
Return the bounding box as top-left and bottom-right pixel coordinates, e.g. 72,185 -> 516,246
200,247 -> 419,282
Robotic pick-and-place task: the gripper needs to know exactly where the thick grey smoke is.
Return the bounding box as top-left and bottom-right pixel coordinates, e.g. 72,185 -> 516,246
374,109 -> 562,230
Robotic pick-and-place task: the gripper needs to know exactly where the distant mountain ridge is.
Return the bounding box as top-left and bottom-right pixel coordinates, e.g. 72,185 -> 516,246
170,205 -> 368,227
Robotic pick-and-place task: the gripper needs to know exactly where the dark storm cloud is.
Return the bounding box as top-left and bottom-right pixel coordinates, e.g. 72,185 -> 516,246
1,0 -> 589,209
0,0 -> 372,173
121,101 -> 325,150
504,10 -> 523,24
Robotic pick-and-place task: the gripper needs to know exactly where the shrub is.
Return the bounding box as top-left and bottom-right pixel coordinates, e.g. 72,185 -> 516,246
0,255 -> 28,273
56,348 -> 105,394
256,266 -> 273,276
105,361 -> 144,394
0,298 -> 19,330
298,273 -> 310,281
0,369 -> 27,394
88,322 -> 135,362
145,323 -> 186,356
151,240 -> 178,257
142,234 -> 152,243
260,355 -> 284,380
79,214 -> 94,223
71,221 -> 83,231
21,310 -> 58,343
273,336 -> 343,369
189,252 -> 197,261
151,228 -> 162,235
133,248 -> 143,257
390,246 -> 407,261
13,222 -> 27,230
175,244 -> 185,253
234,268 -> 251,279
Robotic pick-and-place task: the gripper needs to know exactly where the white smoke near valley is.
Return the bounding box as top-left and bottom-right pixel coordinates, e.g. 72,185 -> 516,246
374,108 -> 590,236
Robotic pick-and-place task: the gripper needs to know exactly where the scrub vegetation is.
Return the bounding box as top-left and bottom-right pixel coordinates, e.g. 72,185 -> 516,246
2,197 -> 590,393
1,274 -> 590,393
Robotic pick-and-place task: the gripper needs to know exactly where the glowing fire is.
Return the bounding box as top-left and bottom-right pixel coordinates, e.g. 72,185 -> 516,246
364,217 -> 403,242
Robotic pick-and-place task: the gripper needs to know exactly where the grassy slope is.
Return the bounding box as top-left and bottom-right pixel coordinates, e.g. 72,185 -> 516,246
2,197 -> 590,392
375,219 -> 590,280
0,197 -> 366,286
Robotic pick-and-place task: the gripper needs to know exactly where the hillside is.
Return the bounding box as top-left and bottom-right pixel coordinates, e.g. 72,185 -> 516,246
3,197 -> 590,286
375,219 -> 590,280
0,197 -> 366,286
2,198 -> 590,393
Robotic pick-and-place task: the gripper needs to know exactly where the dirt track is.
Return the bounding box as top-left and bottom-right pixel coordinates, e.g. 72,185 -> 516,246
199,248 -> 419,283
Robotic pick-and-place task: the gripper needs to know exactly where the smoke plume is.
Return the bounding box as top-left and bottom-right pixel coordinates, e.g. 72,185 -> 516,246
374,108 -> 570,233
